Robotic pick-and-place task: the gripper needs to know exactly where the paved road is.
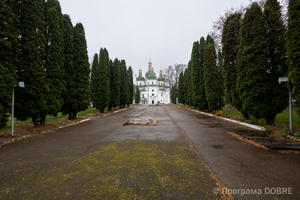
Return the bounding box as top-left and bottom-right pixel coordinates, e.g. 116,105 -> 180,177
0,105 -> 299,199
166,105 -> 300,199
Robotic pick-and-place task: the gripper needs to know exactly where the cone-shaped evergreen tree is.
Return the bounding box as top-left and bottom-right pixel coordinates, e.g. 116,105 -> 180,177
119,60 -> 129,108
14,0 -> 48,127
135,87 -> 140,104
109,58 -> 121,109
61,14 -> 76,119
216,50 -> 225,109
90,53 -> 99,105
286,0 -> 300,116
191,41 -> 201,108
44,0 -> 64,121
127,66 -> 134,106
178,72 -> 185,104
221,12 -> 248,118
107,59 -> 113,110
198,37 -> 209,110
236,3 -> 270,122
184,63 -> 192,106
204,43 -> 223,111
103,48 -> 110,110
95,48 -> 110,113
70,23 -> 90,119
263,0 -> 288,124
0,0 -> 18,128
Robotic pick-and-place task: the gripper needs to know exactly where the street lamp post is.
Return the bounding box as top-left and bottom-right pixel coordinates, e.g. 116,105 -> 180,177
278,77 -> 292,133
11,82 -> 25,136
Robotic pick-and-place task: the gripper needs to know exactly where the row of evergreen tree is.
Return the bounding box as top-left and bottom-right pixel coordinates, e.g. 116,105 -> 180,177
178,35 -> 224,112
0,0 -> 90,128
178,0 -> 300,125
90,48 -> 134,113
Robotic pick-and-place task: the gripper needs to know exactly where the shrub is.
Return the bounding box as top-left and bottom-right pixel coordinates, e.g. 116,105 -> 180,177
215,110 -> 223,116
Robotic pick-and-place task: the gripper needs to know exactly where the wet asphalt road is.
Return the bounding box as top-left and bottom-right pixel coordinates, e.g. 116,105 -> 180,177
0,104 -> 300,199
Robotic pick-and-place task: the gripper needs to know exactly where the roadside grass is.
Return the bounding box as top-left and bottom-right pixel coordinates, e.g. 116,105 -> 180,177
0,108 -> 103,139
0,141 -> 221,199
222,104 -> 300,137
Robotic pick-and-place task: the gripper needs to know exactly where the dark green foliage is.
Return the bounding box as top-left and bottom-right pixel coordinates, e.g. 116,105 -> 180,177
203,43 -> 224,111
222,13 -> 242,104
184,63 -> 192,106
191,41 -> 201,108
95,48 -> 110,113
109,58 -> 121,109
171,85 -> 177,104
0,0 -> 17,128
237,2 -> 279,124
14,0 -> 48,127
216,50 -> 225,109
198,37 -> 209,110
263,0 -> 288,124
178,72 -> 185,104
90,53 -> 99,105
107,59 -> 113,110
61,14 -> 76,119
221,12 -> 247,118
286,0 -> 300,116
70,23 -> 90,119
44,0 -> 64,120
119,60 -> 129,108
103,48 -> 110,110
128,67 -> 134,106
135,87 -> 141,104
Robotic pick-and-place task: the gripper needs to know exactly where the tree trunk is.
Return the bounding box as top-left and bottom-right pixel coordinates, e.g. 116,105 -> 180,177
40,115 -> 46,125
68,112 -> 77,120
32,117 -> 39,127
73,112 -> 77,119
242,112 -> 249,120
100,108 -> 104,113
266,115 -> 276,125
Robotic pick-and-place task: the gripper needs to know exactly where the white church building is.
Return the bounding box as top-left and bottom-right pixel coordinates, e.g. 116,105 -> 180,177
136,60 -> 170,104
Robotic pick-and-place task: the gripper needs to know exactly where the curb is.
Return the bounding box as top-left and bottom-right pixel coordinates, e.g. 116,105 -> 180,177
180,106 -> 300,146
0,107 -> 131,146
183,107 -> 265,131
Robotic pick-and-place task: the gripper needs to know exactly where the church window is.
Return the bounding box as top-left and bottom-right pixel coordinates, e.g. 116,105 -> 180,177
152,93 -> 154,96
161,94 -> 163,96
152,89 -> 154,92
152,81 -> 153,85
142,94 -> 144,98
140,83 -> 141,85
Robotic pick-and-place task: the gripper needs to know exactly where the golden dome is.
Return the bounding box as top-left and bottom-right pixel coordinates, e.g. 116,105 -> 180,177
150,66 -> 154,70
139,67 -> 142,72
160,68 -> 162,73
148,59 -> 152,65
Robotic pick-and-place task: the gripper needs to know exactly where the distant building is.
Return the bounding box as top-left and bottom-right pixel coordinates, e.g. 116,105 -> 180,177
136,59 -> 170,104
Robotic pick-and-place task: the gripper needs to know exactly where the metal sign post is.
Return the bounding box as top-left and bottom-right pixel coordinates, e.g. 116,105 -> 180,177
11,82 -> 25,136
278,77 -> 292,133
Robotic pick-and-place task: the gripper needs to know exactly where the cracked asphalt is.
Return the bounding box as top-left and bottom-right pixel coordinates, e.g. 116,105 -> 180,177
0,105 -> 299,199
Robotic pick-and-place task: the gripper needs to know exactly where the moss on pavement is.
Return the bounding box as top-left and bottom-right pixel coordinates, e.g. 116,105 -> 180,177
0,140 -> 220,199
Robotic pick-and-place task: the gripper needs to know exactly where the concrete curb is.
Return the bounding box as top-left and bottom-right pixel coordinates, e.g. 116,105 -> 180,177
0,108 -> 131,146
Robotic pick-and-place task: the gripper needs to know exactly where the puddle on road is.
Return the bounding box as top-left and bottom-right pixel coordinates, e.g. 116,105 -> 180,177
211,145 -> 225,149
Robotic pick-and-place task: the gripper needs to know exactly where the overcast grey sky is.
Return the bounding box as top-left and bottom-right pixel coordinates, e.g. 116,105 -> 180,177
59,0 -> 251,78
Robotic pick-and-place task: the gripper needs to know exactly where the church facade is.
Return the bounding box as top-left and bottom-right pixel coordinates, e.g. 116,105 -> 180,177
136,60 -> 170,104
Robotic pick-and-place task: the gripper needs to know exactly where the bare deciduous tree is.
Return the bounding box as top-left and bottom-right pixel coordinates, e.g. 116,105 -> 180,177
209,0 -> 288,52
163,64 -> 187,88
